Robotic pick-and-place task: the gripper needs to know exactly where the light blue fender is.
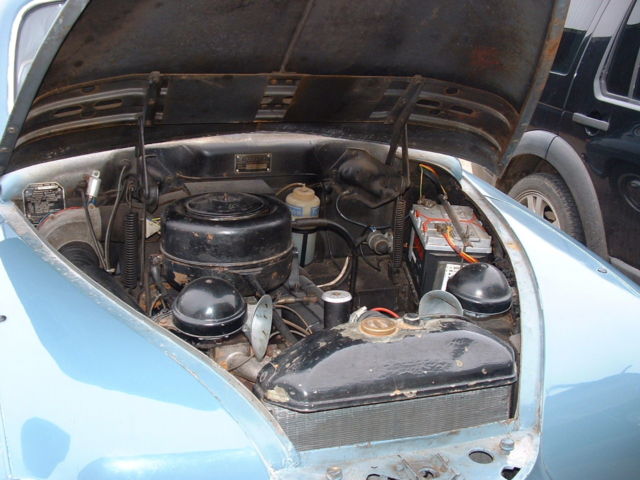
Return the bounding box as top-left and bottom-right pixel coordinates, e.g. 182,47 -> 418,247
465,173 -> 640,480
0,202 -> 296,480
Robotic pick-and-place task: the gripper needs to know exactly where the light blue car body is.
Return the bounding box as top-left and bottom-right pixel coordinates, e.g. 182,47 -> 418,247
0,1 -> 639,479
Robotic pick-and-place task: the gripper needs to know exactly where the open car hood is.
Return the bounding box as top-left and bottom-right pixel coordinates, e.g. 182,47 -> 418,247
2,0 -> 567,174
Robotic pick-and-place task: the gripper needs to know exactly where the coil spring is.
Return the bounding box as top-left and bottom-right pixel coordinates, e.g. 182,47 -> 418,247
122,210 -> 139,289
391,198 -> 406,270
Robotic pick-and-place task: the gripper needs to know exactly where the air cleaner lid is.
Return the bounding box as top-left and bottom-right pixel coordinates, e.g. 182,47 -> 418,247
185,192 -> 267,220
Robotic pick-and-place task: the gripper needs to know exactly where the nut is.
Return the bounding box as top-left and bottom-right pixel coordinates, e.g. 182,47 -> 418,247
403,312 -> 420,326
500,437 -> 515,452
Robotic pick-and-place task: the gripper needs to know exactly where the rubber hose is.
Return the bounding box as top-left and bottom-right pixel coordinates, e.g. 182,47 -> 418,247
272,308 -> 299,346
298,268 -> 325,305
122,210 -> 140,289
292,218 -> 358,295
60,242 -> 142,312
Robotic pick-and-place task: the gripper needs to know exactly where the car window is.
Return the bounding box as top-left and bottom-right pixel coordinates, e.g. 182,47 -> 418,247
605,0 -> 640,99
551,0 -> 605,74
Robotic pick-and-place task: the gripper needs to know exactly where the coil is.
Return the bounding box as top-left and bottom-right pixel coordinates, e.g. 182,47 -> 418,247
122,210 -> 139,289
391,198 -> 406,269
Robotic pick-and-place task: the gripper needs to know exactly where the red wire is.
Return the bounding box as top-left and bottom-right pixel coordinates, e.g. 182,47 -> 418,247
370,307 -> 400,318
419,164 -> 439,177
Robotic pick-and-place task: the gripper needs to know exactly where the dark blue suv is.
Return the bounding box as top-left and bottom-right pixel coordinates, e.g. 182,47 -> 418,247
499,0 -> 640,283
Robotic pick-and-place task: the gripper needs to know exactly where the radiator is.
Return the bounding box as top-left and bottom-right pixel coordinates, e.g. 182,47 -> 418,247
268,385 -> 512,451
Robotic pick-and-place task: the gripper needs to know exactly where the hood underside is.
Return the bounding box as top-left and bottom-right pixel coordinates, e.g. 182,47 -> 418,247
4,0 -> 567,173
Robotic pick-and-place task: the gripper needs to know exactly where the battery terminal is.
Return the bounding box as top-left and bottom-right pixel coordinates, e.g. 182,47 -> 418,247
437,224 -> 478,264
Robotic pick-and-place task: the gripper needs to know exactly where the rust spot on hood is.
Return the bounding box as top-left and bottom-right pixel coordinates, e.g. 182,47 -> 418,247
470,46 -> 503,71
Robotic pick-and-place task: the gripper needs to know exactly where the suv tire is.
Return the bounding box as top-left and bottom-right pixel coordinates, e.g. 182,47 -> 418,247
509,172 -> 585,242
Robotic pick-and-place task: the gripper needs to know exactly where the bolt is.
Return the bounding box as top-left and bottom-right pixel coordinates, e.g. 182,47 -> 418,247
500,437 -> 515,452
326,466 -> 343,480
7,126 -> 16,134
403,312 -> 421,326
597,267 -> 608,274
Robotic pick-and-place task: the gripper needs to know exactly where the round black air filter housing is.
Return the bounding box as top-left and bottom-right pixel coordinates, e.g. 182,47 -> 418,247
172,277 -> 247,338
446,263 -> 512,316
162,192 -> 292,293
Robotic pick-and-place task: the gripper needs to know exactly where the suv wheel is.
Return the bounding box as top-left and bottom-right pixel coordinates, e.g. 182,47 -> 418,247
509,172 -> 585,242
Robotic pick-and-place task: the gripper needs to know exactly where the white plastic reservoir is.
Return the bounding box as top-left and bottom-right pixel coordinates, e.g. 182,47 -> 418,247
286,186 -> 320,266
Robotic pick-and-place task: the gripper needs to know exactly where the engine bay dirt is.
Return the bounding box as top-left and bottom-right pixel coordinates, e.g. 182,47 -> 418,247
13,135 -> 520,450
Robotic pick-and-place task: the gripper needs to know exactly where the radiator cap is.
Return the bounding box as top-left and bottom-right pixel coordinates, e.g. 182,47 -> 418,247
359,316 -> 397,336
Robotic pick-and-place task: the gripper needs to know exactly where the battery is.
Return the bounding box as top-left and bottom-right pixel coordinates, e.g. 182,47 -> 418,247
407,202 -> 492,294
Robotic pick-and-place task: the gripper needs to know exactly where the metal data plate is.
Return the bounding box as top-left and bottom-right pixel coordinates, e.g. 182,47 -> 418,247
234,153 -> 271,173
22,182 -> 65,224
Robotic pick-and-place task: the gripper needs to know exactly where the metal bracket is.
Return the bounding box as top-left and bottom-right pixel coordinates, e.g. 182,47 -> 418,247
143,71 -> 162,127
385,75 -> 424,166
135,72 -> 162,210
